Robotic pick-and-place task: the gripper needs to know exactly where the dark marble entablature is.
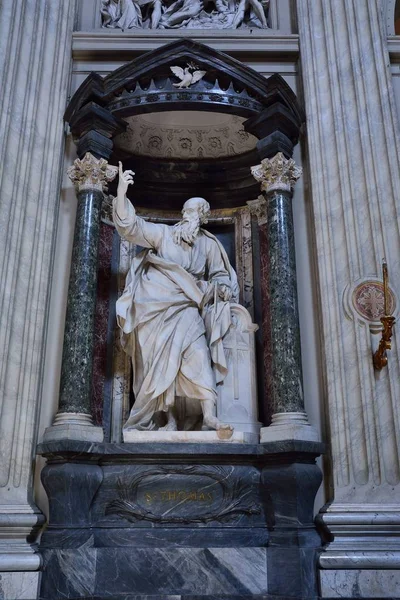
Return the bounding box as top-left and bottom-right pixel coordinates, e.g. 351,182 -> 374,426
37,439 -> 325,461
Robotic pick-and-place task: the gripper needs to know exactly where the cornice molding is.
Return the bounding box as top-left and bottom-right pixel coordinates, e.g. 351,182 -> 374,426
72,31 -> 300,60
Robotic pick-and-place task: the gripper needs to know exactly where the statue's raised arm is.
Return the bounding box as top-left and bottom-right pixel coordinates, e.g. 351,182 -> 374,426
112,162 -> 163,249
115,161 -> 135,221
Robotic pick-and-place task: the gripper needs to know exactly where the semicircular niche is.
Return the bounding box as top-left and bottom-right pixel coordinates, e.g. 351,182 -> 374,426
112,110 -> 261,210
114,111 -> 257,159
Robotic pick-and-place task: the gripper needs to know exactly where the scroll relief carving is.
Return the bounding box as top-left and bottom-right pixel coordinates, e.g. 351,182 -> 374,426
101,0 -> 270,30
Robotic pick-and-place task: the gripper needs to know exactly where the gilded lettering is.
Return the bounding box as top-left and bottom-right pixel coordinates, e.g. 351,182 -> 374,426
146,489 -> 215,502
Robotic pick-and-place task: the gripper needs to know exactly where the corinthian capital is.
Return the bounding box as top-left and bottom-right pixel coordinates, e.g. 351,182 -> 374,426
67,152 -> 118,193
247,197 -> 267,226
251,152 -> 302,193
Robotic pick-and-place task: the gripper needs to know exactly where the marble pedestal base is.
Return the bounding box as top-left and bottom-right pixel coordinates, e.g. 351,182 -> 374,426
42,412 -> 104,442
36,440 -> 323,600
260,412 -> 320,443
122,429 -> 258,443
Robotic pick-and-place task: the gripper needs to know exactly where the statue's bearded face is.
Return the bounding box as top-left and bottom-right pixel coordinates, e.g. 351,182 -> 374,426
173,197 -> 209,245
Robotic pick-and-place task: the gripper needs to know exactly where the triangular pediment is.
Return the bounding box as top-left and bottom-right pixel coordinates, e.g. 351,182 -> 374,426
103,38 -> 271,101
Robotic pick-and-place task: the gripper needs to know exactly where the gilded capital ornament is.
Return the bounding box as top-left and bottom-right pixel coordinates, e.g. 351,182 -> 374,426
251,152 -> 302,193
247,197 -> 267,226
67,152 -> 118,193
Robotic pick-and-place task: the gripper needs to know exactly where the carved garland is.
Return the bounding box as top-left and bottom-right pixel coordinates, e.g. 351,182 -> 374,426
105,465 -> 261,524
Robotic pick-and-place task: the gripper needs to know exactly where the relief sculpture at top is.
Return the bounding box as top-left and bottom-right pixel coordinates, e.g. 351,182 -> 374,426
113,163 -> 239,434
101,0 -> 269,29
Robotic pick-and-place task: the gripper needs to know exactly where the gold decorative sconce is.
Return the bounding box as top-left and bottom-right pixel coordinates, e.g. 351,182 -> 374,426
373,260 -> 396,371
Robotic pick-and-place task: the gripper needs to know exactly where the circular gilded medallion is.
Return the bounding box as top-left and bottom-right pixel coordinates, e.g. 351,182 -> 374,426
352,280 -> 396,322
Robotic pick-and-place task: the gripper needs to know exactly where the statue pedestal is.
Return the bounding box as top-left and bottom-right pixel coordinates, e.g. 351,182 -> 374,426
37,440 -> 324,600
122,429 -> 258,443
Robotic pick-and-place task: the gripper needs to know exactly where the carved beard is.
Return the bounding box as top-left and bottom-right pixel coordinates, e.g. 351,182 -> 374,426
172,216 -> 201,245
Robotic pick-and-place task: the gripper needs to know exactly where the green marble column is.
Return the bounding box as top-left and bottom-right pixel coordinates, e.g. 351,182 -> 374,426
43,153 -> 118,442
251,153 -> 319,443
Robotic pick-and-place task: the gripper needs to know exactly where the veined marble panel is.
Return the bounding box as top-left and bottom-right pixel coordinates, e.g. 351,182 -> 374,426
0,572 -> 39,600
297,0 -> 400,570
0,0 -> 77,583
320,569 -> 400,598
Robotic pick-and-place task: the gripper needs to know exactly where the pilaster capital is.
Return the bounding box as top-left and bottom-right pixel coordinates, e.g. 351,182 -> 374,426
247,196 -> 267,226
67,152 -> 118,193
251,152 -> 302,194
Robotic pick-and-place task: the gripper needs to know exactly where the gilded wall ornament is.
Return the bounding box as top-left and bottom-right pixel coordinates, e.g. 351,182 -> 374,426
352,280 -> 395,322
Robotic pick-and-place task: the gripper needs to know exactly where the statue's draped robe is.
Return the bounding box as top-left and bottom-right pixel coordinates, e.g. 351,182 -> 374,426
113,200 -> 238,429
101,0 -> 142,29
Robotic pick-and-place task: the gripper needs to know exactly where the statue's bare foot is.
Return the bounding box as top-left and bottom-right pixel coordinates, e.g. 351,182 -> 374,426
158,408 -> 178,431
203,415 -> 233,432
159,420 -> 178,432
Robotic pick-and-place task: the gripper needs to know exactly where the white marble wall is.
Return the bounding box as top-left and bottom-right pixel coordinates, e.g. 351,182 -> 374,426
0,1 -> 76,598
297,0 -> 400,593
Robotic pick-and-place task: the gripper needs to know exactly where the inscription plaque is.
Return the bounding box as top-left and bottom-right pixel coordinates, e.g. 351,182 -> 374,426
105,466 -> 260,525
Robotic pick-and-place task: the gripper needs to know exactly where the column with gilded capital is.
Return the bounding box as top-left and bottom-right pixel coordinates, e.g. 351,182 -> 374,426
43,154 -> 118,442
250,153 -> 319,443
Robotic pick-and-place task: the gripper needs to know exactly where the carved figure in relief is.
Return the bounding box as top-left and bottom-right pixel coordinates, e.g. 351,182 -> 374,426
231,0 -> 269,28
101,0 -> 142,28
101,0 -> 269,28
113,163 -> 238,433
159,0 -> 203,27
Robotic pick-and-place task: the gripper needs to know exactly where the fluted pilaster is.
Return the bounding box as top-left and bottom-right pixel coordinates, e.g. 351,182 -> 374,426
297,0 -> 400,582
0,0 -> 76,585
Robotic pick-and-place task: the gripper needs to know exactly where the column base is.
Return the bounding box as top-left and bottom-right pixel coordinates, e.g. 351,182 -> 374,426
260,411 -> 320,443
42,412 -> 104,442
317,503 -> 400,597
0,507 -> 44,572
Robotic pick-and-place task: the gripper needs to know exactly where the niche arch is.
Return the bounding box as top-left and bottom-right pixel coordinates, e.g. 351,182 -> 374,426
64,38 -> 304,438
65,38 -> 303,209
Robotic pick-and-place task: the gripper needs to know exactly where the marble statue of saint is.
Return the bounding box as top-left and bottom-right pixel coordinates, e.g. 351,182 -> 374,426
113,163 -> 238,432
101,0 -> 142,29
